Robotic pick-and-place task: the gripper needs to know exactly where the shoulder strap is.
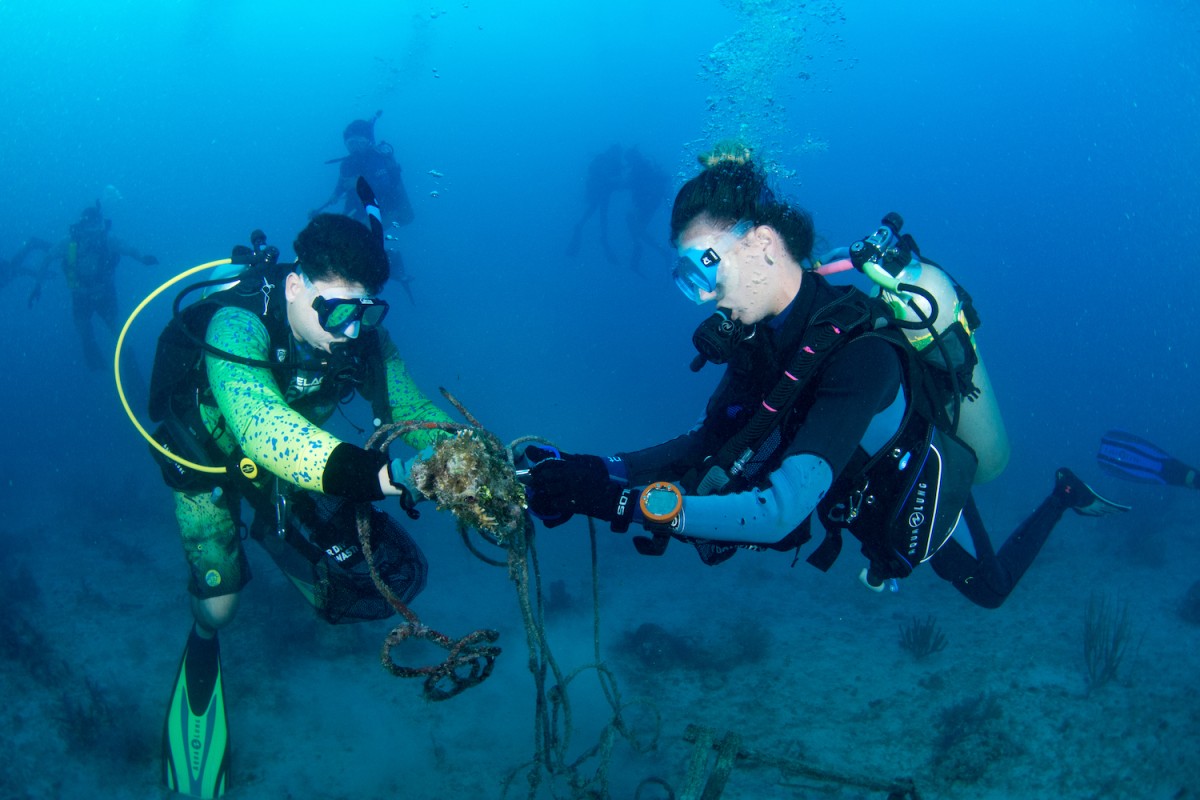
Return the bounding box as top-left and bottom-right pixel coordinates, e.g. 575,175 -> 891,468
707,288 -> 879,485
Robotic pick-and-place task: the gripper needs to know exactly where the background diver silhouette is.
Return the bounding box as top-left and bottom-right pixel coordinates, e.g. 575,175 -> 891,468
565,143 -> 625,264
313,110 -> 417,303
32,203 -> 158,374
623,146 -> 674,276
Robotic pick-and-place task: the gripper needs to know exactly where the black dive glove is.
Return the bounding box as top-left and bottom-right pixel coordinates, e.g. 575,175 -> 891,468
522,446 -> 631,530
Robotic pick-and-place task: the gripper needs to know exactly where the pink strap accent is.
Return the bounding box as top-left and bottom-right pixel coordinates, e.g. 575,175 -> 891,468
784,371 -> 798,381
803,346 -> 815,354
832,325 -> 842,334
815,258 -> 854,276
762,401 -> 778,413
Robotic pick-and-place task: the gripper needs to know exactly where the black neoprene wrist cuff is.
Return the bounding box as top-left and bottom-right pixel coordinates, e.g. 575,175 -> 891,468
611,488 -> 639,534
323,443 -> 388,502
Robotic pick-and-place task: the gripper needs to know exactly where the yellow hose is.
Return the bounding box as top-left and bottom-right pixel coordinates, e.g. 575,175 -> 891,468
114,258 -> 232,475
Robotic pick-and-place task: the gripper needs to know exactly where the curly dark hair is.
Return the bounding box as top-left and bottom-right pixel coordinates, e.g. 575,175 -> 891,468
294,213 -> 389,294
669,158 -> 815,264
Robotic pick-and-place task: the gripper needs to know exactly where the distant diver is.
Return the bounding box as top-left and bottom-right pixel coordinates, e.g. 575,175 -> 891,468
565,143 -> 625,264
32,201 -> 159,370
312,111 -> 416,302
623,146 -> 673,275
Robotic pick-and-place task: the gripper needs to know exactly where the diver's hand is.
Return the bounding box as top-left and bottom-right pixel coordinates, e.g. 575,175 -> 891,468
396,485 -> 420,520
141,254 -> 159,266
523,449 -> 623,528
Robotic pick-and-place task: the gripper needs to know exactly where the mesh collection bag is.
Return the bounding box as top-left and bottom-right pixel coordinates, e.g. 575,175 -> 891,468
257,490 -> 428,624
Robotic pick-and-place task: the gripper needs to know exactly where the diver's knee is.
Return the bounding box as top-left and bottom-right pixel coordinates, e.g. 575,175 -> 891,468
192,593 -> 240,631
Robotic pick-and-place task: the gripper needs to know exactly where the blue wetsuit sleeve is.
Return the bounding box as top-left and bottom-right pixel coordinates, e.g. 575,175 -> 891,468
682,453 -> 833,544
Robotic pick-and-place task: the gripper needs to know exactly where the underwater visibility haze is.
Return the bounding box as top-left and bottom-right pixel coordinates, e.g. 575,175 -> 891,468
1,1 -> 1198,798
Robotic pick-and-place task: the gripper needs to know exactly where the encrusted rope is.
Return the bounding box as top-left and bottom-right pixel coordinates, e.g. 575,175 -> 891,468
359,393 -> 658,795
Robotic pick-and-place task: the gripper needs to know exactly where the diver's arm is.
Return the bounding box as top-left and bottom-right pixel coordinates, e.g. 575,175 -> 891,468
617,426 -> 708,486
313,168 -> 357,216
680,453 -> 833,544
311,192 -> 340,215
205,307 -> 394,501
112,238 -> 157,265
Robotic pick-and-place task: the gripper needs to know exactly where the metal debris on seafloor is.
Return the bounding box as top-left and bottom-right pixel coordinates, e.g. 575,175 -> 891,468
409,428 -> 526,544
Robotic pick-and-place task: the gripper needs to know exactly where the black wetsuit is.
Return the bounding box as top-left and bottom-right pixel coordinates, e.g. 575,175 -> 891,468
617,272 -> 1075,608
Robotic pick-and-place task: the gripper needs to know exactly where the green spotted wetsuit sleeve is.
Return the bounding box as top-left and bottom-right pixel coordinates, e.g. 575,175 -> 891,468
206,306 -> 348,493
205,307 -> 454,502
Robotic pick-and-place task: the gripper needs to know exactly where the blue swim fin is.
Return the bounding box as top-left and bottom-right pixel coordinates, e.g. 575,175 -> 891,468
1097,430 -> 1197,489
163,627 -> 230,798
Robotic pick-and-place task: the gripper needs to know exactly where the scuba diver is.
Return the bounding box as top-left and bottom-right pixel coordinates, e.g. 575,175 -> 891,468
565,143 -> 625,264
31,202 -> 158,370
521,145 -> 1129,609
147,190 -> 453,796
623,146 -> 673,276
312,111 -> 416,301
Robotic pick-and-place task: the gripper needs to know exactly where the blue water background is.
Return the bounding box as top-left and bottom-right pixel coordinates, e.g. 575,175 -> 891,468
1,1 -> 1197,797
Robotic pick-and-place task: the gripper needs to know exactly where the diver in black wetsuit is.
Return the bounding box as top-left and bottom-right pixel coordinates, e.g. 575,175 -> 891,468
313,112 -> 414,228
313,111 -> 416,301
522,145 -> 1128,609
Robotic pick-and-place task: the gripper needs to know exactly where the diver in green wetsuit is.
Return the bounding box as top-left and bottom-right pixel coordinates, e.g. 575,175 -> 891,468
152,212 -> 452,797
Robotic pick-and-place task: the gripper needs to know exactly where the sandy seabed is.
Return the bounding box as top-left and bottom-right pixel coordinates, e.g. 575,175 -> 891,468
3,483 -> 1198,800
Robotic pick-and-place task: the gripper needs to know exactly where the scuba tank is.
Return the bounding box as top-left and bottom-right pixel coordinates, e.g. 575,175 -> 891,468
850,213 -> 1010,484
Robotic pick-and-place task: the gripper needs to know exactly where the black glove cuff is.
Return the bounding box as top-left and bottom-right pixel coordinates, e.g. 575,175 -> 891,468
323,443 -> 388,502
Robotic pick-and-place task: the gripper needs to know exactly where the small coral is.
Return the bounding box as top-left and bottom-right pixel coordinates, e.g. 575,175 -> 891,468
899,614 -> 949,660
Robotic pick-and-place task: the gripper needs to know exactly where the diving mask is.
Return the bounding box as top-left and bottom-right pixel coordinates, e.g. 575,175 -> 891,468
672,219 -> 754,303
312,295 -> 389,336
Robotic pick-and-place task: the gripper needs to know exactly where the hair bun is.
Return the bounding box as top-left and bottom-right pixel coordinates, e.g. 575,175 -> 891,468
698,139 -> 754,169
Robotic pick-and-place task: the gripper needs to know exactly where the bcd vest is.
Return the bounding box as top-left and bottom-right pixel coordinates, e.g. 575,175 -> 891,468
147,261 -> 389,491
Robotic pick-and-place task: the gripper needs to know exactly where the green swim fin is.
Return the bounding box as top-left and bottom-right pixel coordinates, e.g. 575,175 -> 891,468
162,626 -> 230,797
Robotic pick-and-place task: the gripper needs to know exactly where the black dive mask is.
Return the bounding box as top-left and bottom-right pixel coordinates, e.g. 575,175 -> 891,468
690,311 -> 751,372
